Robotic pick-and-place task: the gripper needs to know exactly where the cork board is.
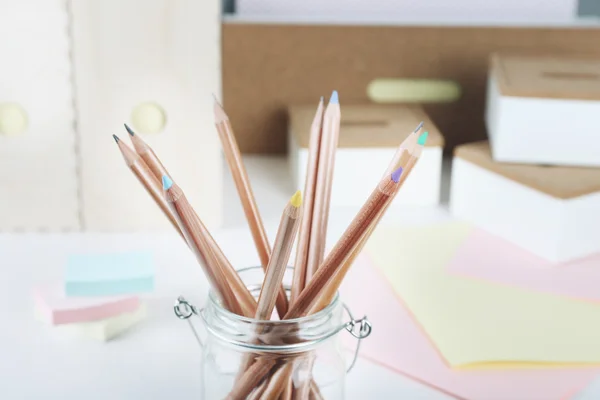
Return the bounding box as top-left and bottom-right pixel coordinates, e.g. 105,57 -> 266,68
491,53 -> 600,100
454,141 -> 600,199
222,23 -> 600,154
288,104 -> 444,148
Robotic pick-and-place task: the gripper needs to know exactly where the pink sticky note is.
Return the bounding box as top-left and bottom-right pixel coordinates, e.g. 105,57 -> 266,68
33,284 -> 140,325
339,255 -> 600,400
446,229 -> 600,302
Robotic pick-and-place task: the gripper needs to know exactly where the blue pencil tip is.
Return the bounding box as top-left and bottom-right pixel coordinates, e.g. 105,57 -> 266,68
329,90 -> 339,104
162,175 -> 173,190
391,167 -> 403,183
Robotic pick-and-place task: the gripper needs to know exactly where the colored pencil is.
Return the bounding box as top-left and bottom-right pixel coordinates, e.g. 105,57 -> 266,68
255,191 -> 302,321
163,176 -> 243,315
291,97 -> 324,302
259,363 -> 294,399
214,97 -> 289,317
113,134 -> 182,237
285,167 -> 403,319
246,381 -> 267,400
383,121 -> 423,177
116,132 -> 257,317
304,91 -> 340,288
236,192 -> 302,381
311,132 -> 427,313
226,358 -> 277,400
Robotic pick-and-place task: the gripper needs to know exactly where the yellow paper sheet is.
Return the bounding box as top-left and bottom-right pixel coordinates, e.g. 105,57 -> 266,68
366,222 -> 600,368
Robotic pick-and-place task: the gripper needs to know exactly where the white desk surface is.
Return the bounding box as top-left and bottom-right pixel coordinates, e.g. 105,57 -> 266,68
0,155 -> 456,399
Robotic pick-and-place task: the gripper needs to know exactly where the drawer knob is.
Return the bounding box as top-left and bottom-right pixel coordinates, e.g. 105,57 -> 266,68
130,102 -> 166,134
0,103 -> 28,136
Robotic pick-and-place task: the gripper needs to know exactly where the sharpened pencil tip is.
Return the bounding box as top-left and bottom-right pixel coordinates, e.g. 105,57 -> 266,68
414,121 -> 424,133
391,167 -> 403,183
329,90 -> 339,104
162,175 -> 173,190
417,131 -> 429,146
290,190 -> 302,207
124,123 -> 135,136
112,134 -> 120,143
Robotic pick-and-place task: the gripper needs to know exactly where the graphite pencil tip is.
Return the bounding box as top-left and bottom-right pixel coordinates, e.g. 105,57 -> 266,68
213,96 -> 228,123
290,190 -> 302,207
417,131 -> 429,146
112,134 -> 120,143
414,121 -> 424,133
329,90 -> 339,104
124,123 -> 135,136
391,167 -> 403,183
162,175 -> 173,190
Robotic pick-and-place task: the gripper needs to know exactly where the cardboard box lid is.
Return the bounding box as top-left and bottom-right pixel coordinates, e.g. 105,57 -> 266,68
288,104 -> 444,149
491,53 -> 600,101
454,141 -> 600,199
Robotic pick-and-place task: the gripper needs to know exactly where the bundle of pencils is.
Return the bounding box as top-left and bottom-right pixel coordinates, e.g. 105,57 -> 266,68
114,91 -> 427,399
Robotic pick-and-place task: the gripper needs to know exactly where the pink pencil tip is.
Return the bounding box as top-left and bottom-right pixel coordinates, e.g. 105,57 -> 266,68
391,167 -> 403,183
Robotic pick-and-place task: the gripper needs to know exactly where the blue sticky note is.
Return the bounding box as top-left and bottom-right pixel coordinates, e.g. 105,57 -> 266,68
65,251 -> 154,297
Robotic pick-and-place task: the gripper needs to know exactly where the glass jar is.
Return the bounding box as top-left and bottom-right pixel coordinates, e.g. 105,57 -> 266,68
173,266 -> 372,400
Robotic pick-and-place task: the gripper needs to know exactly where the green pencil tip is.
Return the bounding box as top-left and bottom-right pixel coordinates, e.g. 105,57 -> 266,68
417,131 -> 429,146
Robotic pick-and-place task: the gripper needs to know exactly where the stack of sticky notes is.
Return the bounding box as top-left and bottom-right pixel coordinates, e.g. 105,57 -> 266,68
34,251 -> 154,342
340,221 -> 600,399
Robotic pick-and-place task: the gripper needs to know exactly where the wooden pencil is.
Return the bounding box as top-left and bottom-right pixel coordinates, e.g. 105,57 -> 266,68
304,91 -> 341,289
214,97 -> 289,317
306,92 -> 340,281
255,191 -> 302,321
163,176 -> 243,315
247,381 -> 267,400
235,191 -> 302,382
291,97 -> 324,302
125,124 -> 170,180
195,218 -> 258,317
116,131 -> 257,316
259,363 -> 294,399
383,121 -> 423,177
226,358 -> 278,400
113,134 -> 182,237
310,133 -> 427,313
285,167 -> 403,319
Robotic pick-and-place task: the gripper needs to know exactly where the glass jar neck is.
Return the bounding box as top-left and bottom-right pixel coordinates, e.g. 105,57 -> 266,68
204,288 -> 343,354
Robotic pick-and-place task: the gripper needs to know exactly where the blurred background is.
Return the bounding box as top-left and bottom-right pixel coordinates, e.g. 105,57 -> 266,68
2,1 -> 600,399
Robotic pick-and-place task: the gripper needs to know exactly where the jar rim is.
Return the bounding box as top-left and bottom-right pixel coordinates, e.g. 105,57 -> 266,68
207,266 -> 340,326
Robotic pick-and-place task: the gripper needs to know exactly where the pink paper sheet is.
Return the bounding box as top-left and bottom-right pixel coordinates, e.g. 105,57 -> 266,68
446,229 -> 600,302
339,255 -> 600,400
33,284 -> 140,325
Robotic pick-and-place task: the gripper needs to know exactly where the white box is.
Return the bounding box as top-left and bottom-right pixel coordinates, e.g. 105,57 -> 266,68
288,104 -> 444,208
0,0 -> 79,231
71,0 -> 223,231
450,141 -> 600,263
485,53 -> 600,167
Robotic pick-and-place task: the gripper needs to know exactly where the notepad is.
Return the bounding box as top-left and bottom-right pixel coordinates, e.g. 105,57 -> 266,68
65,252 -> 154,296
36,302 -> 147,342
365,221 -> 600,367
34,284 -> 140,325
447,228 -> 600,302
339,252 -> 600,400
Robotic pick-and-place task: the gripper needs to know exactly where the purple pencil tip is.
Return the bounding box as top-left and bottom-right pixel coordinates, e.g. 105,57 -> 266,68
391,167 -> 403,183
